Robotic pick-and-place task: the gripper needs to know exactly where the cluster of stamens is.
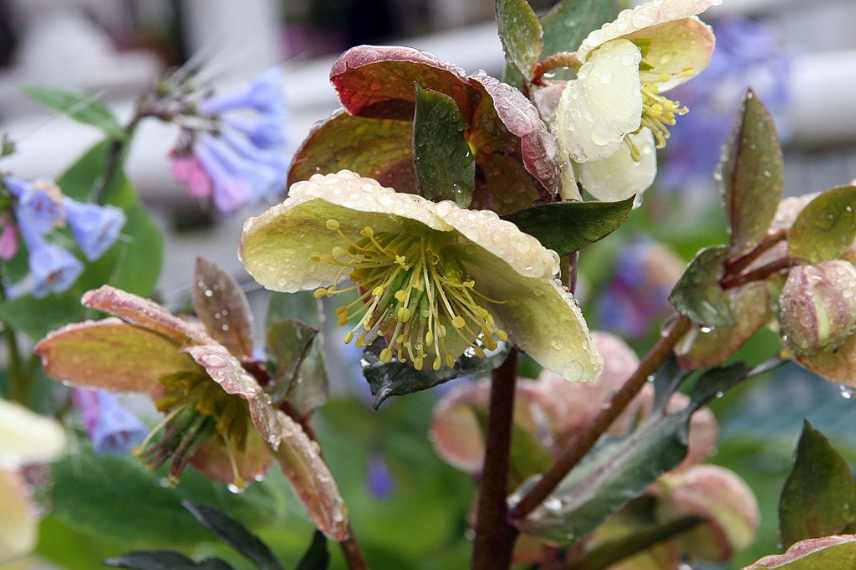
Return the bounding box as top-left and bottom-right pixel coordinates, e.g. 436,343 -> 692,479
135,370 -> 250,489
313,220 -> 508,371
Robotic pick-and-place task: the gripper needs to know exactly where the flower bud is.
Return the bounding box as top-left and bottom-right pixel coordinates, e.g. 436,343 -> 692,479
655,465 -> 759,562
779,261 -> 856,355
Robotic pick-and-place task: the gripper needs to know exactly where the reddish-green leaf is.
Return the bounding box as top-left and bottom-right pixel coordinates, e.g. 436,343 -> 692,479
746,536 -> 856,569
192,258 -> 254,360
496,0 -> 543,79
788,186 -> 856,263
719,90 -> 784,255
668,247 -> 735,327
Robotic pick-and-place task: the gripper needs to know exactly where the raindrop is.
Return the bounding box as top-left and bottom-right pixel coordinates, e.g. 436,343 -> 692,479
840,386 -> 854,400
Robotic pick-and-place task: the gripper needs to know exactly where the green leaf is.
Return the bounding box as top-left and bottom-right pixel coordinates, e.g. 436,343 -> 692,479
413,85 -> 475,207
779,422 -> 856,549
295,530 -> 330,570
788,186 -> 856,263
105,551 -> 234,570
287,111 -> 415,192
720,90 -> 785,255
192,258 -> 255,360
669,246 -> 735,327
502,197 -> 633,255
58,141 -> 163,297
0,294 -> 81,340
496,0 -> 543,79
266,292 -> 323,330
182,502 -> 283,570
23,86 -> 125,139
49,445 -> 287,547
266,319 -> 329,415
513,361 -> 752,543
362,341 -> 509,408
541,0 -> 620,58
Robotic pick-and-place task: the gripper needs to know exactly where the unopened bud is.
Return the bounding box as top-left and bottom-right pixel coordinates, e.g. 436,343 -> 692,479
779,261 -> 856,355
655,465 -> 759,563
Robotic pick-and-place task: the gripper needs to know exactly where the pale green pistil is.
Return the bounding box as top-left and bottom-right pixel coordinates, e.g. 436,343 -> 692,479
314,220 -> 508,371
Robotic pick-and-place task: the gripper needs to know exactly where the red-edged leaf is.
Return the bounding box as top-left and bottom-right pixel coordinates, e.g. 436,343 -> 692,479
192,258 -> 255,360
35,319 -> 197,393
330,45 -> 472,120
287,110 -> 415,191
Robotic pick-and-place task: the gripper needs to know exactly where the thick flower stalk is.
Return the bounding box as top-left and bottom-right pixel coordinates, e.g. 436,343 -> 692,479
553,0 -> 718,201
0,400 -> 66,562
0,176 -> 125,297
35,282 -> 350,540
169,69 -> 289,213
240,170 -> 602,381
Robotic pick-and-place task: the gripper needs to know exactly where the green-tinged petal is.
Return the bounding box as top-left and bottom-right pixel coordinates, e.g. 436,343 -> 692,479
0,401 -> 66,468
466,258 -> 601,381
35,319 -> 198,394
555,39 -> 643,163
82,285 -> 209,346
576,128 -> 657,201
795,332 -> 856,387
240,171 -> 449,292
745,535 -> 856,569
190,430 -> 272,485
578,0 -> 717,90
0,470 -> 36,563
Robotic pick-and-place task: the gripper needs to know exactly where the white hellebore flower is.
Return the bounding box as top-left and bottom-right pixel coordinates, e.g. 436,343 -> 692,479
0,400 -> 66,563
555,0 -> 718,201
240,171 -> 602,382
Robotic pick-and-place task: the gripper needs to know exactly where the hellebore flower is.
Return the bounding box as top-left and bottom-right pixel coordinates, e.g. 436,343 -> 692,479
554,0 -> 718,200
71,388 -> 148,455
62,197 -> 126,261
745,535 -> 856,569
0,400 -> 66,563
240,170 -> 601,380
35,280 -> 350,540
18,221 -> 83,299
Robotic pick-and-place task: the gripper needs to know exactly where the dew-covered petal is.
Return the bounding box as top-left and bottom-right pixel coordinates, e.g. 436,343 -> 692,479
461,243 -> 601,381
578,0 -> 718,90
240,171 -> 450,292
0,470 -> 36,562
745,535 -> 856,569
190,429 -> 272,485
555,39 -> 643,163
630,18 -> 716,91
185,344 -> 266,401
432,201 -> 559,280
576,128 -> 657,201
82,286 -> 209,346
35,319 -> 199,395
0,400 -> 66,468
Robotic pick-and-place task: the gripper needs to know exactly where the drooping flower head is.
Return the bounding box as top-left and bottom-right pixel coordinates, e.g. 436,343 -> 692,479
71,388 -> 148,455
35,264 -> 350,541
554,0 -> 718,200
168,69 -> 289,213
240,171 -> 602,381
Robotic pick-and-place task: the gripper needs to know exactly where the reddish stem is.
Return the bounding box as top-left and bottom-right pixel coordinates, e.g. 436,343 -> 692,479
472,348 -> 520,570
721,257 -> 799,290
531,52 -> 581,86
508,317 -> 692,520
723,229 -> 788,276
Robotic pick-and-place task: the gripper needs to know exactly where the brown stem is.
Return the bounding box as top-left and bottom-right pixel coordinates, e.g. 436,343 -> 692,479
339,532 -> 369,570
531,52 -> 581,86
561,252 -> 580,295
723,229 -> 787,276
93,106 -> 152,204
508,316 -> 692,520
472,347 -> 520,570
721,257 -> 799,290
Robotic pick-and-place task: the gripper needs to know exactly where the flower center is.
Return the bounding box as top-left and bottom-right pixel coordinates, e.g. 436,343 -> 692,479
135,370 -> 250,488
313,220 -> 508,371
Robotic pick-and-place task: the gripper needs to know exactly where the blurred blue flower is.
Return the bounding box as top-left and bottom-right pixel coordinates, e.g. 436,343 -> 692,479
63,198 -> 126,261
5,177 -> 63,234
72,388 -> 148,455
367,451 -> 395,500
225,115 -> 287,150
18,221 -> 83,298
661,17 -> 791,190
200,68 -> 287,116
596,239 -> 685,339
195,135 -> 276,212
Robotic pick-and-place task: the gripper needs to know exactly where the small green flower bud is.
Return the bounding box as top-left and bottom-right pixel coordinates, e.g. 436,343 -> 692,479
655,465 -> 760,563
779,260 -> 856,355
